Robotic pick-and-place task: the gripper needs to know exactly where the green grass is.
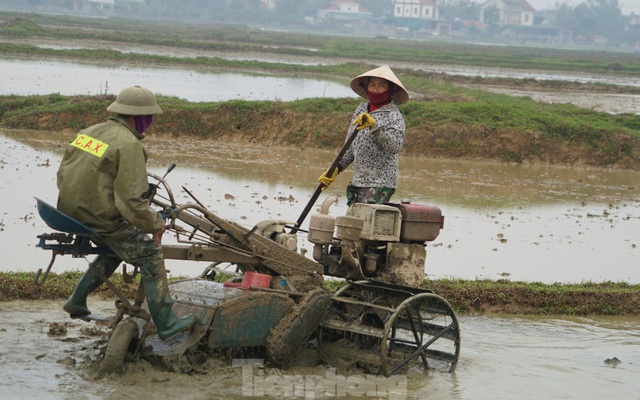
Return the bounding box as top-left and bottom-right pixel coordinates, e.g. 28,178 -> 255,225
2,271 -> 638,315
2,91 -> 640,169
427,279 -> 640,315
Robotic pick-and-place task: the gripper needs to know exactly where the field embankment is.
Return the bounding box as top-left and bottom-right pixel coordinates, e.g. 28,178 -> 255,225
2,272 -> 639,316
2,92 -> 640,169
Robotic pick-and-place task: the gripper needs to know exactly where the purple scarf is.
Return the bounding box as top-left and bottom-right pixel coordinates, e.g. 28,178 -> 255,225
134,115 -> 154,134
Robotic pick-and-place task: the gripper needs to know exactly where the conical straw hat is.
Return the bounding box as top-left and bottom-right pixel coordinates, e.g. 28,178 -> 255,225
350,65 -> 409,105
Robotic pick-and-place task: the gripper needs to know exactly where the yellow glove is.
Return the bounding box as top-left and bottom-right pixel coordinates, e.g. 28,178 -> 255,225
317,168 -> 339,190
352,112 -> 376,131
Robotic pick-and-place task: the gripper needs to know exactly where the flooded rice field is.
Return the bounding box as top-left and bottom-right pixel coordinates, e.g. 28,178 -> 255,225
468,85 -> 640,115
1,127 -> 640,399
3,53 -> 639,114
20,38 -> 640,88
0,58 -> 355,101
1,52 -> 640,399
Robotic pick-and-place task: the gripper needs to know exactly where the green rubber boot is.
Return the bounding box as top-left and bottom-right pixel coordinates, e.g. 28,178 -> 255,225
63,256 -> 119,317
143,275 -> 196,340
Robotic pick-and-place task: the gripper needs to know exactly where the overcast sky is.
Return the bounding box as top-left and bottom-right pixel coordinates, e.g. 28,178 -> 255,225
526,0 -> 640,15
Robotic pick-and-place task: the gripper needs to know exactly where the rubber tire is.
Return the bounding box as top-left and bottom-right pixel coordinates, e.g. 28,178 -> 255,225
266,289 -> 330,366
101,318 -> 140,375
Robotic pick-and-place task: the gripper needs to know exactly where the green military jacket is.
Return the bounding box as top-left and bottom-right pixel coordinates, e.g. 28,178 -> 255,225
56,116 -> 163,236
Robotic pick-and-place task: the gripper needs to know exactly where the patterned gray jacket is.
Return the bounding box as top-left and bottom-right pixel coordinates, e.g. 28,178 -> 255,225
337,101 -> 405,189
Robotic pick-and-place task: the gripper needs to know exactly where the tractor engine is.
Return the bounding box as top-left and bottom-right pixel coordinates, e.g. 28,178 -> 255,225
307,197 -> 444,287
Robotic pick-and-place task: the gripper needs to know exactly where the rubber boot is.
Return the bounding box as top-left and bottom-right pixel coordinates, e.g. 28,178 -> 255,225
143,275 -> 196,340
63,256 -> 119,317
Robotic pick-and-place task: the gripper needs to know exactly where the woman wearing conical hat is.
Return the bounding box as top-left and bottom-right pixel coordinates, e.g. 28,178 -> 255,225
318,65 -> 408,206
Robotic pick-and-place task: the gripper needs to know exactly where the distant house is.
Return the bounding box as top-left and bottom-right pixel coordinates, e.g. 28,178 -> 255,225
480,0 -> 535,26
393,0 -> 441,20
260,0 -> 276,10
317,0 -> 372,26
72,0 -> 115,15
115,0 -> 145,11
460,20 -> 486,31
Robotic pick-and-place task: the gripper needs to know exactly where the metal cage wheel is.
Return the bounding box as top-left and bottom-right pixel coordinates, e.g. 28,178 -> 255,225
379,293 -> 460,376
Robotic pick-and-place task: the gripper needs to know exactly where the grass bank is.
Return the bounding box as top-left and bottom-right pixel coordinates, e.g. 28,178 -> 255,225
2,92 -> 640,169
2,271 -> 638,316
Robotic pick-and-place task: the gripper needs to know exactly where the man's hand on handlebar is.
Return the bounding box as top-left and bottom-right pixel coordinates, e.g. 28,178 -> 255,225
153,224 -> 166,248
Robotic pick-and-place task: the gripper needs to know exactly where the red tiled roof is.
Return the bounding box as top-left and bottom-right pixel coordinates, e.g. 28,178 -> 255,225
520,0 -> 535,12
327,0 -> 370,13
497,0 -> 536,12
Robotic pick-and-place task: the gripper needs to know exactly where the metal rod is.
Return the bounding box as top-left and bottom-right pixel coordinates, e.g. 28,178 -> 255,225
34,252 -> 57,286
291,126 -> 358,233
389,322 -> 455,375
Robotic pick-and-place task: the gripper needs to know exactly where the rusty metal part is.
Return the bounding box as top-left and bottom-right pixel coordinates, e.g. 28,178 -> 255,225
179,188 -> 323,284
162,243 -> 258,265
151,184 -> 323,287
34,250 -> 56,286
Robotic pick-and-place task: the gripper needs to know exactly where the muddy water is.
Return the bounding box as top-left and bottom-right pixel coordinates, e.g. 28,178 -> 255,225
2,299 -> 639,399
3,129 -> 640,283
2,129 -> 640,399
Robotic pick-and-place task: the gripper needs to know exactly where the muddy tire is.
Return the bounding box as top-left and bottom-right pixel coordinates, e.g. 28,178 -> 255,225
101,318 -> 140,375
266,289 -> 330,366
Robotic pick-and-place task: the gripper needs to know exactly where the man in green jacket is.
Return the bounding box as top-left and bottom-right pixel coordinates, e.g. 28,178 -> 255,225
57,85 -> 195,340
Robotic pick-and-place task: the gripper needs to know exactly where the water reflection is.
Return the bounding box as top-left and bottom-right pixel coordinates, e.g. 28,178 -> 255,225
2,129 -> 640,283
0,59 -> 356,101
3,57 -> 639,114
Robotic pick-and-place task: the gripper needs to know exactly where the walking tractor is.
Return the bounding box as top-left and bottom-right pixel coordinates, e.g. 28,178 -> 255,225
34,163 -> 460,376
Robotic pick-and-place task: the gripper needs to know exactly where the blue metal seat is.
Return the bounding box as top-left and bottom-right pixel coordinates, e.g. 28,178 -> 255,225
34,197 -> 113,285
36,197 -> 97,235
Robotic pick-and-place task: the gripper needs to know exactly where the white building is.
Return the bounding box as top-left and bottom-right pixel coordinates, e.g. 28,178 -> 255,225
317,0 -> 373,25
393,0 -> 441,20
480,0 -> 535,26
